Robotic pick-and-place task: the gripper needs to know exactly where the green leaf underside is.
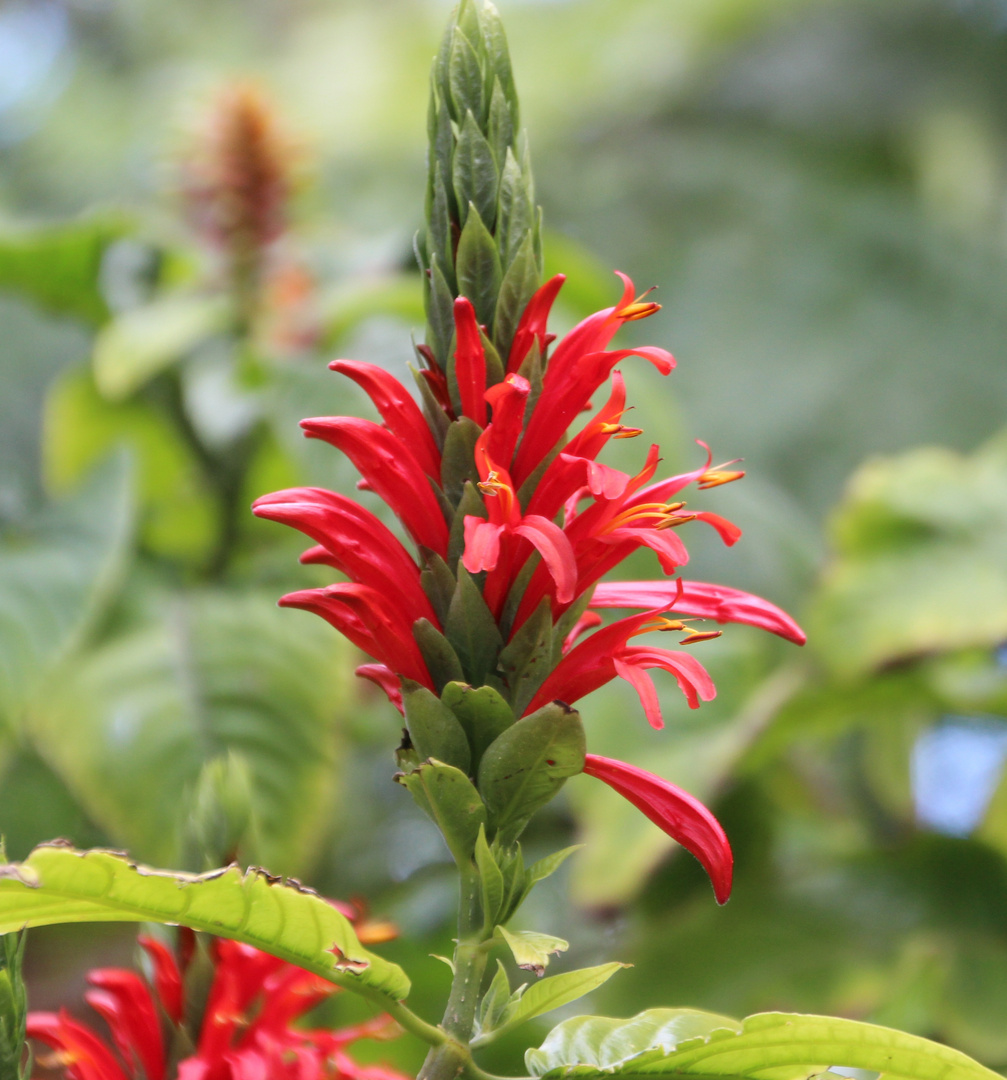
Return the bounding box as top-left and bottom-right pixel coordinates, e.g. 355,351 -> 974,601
0,845 -> 410,1002
526,1010 -> 1002,1080
496,924 -> 568,974
396,760 -> 486,865
476,963 -> 627,1046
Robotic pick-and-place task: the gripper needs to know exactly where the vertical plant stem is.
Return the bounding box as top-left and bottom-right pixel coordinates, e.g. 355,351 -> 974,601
418,865 -> 491,1080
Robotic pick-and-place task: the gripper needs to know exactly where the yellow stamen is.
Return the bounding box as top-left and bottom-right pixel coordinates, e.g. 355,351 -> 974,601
698,460 -> 745,489
679,629 -> 723,645
478,470 -> 516,518
619,286 -> 660,321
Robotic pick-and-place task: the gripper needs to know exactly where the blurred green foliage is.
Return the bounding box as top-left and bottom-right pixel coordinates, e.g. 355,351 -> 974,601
1,0 -> 1007,1074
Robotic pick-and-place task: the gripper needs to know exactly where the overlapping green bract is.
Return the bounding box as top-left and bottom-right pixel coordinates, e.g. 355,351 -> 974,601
416,0 -> 542,364
0,930 -> 28,1080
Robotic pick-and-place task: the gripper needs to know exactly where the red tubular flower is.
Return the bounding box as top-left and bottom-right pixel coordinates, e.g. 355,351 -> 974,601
583,754 -> 733,904
29,922 -> 407,1080
255,269 -> 805,903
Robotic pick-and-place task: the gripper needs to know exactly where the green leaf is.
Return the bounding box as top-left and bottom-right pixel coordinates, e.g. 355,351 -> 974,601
498,597 -> 554,715
527,845 -> 582,889
29,592 -> 345,875
476,959 -> 513,1038
525,1010 -> 1003,1080
487,78 -> 515,176
497,148 -> 534,271
476,963 -> 627,1047
444,566 -> 504,687
0,845 -> 410,1002
93,293 -> 229,399
456,204 -> 502,330
475,823 -> 505,927
0,455 -> 133,728
413,618 -> 467,694
395,760 -> 487,865
402,681 -> 472,774
525,1009 -> 741,1074
44,367 -> 216,562
426,256 -> 456,367
495,925 -> 568,976
0,216 -> 128,326
420,553 -> 459,630
809,435 -> 1007,677
441,681 -> 514,766
478,701 -> 586,844
454,111 -> 499,233
494,232 -> 539,360
440,417 -> 483,505
448,30 -> 485,127
449,481 -> 487,569
479,0 -> 518,118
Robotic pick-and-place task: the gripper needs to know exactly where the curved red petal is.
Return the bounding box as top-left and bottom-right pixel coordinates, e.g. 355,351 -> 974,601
453,297 -> 487,427
507,274 -> 565,373
514,515 -> 577,604
583,753 -> 733,903
612,657 -> 664,729
355,664 -> 404,714
138,936 -> 184,1026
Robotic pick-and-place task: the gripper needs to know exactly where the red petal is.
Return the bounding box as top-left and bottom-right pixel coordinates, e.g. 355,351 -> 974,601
613,657 -> 664,729
329,360 -> 441,480
514,515 -> 577,604
507,274 -> 565,373
27,1011 -> 131,1080
298,418 -> 448,555
484,373 -> 530,470
461,518 -> 504,574
583,754 -> 733,903
355,664 -> 404,714
591,580 -> 806,645
453,297 -> 487,427
138,935 -> 185,1026
86,969 -> 164,1080
689,511 -> 742,546
620,645 -> 717,709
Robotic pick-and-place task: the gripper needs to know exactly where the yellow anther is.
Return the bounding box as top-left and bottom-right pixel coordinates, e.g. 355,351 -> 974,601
678,629 -> 723,645
619,301 -> 661,322
698,460 -> 745,489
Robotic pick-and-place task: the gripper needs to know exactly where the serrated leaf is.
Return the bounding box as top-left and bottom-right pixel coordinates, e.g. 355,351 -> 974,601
402,681 -> 471,774
0,455 -> 134,727
456,204 -> 503,330
525,1010 -> 1002,1080
478,701 -> 586,845
413,618 -> 466,693
0,845 -> 410,1001
93,293 -> 229,399
441,417 -> 484,505
444,566 -> 504,687
494,232 -> 540,364
475,823 -> 505,927
496,925 -> 568,976
498,597 -> 554,715
454,111 -> 499,233
441,681 -> 514,766
475,963 -> 626,1047
396,760 -> 486,865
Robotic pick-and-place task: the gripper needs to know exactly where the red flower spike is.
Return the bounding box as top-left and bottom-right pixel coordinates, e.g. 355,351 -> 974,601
329,360 -> 442,480
298,417 -> 449,554
507,273 -> 565,372
583,754 -> 733,904
138,935 -> 184,1026
591,580 -> 806,645
452,297 -> 488,427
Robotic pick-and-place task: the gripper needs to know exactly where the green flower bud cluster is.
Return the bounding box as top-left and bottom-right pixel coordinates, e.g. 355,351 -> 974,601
0,929 -> 28,1080
416,0 -> 542,367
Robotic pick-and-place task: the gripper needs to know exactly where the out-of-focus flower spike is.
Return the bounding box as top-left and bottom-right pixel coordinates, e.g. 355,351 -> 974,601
329,360 -> 442,480
453,298 -> 488,426
137,936 -> 184,1026
27,1012 -> 131,1080
298,417 -> 449,555
582,754 -> 733,904
84,971 -> 163,1080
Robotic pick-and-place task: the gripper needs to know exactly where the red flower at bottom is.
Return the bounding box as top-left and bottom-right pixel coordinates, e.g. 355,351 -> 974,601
28,931 -> 407,1080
